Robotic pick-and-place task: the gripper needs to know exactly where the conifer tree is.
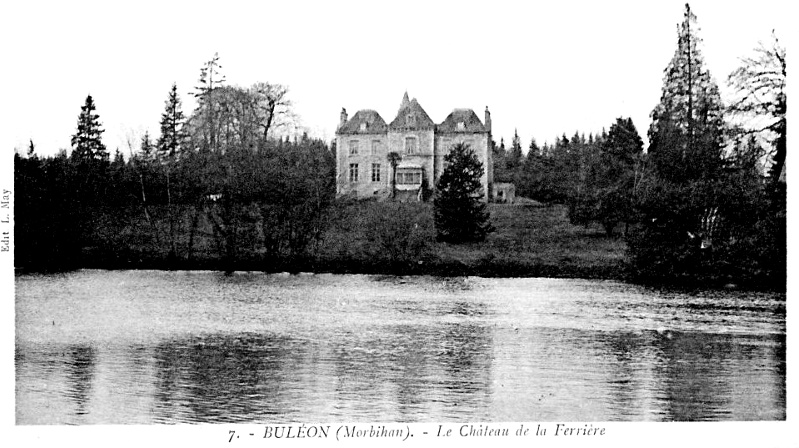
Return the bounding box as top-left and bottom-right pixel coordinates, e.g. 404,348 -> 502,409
190,53 -> 226,151
507,129 -> 523,170
434,143 -> 493,243
157,83 -> 186,159
573,117 -> 643,235
156,84 -> 186,261
629,4 -> 742,283
648,3 -> 724,182
492,137 -> 509,182
71,95 -> 108,163
140,131 -> 155,161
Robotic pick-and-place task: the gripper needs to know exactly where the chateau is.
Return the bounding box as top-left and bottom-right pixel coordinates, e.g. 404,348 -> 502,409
335,93 -> 493,201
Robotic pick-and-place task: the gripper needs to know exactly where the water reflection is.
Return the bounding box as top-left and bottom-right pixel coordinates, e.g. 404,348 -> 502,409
653,331 -> 785,421
65,345 -> 96,418
596,331 -> 652,420
153,333 -> 303,422
589,330 -> 786,421
147,320 -> 494,423
15,272 -> 786,423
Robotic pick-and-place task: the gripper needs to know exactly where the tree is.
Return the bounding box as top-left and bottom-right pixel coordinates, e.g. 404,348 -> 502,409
156,83 -> 187,261
725,31 -> 787,287
727,31 -> 786,187
434,143 -> 493,243
140,131 -> 155,161
387,151 -> 402,199
627,3 -> 775,286
570,118 -> 643,235
492,137 -> 510,182
190,53 -> 226,152
648,3 -> 724,183
250,82 -> 292,140
71,95 -> 108,163
507,129 -> 523,171
157,83 -> 186,159
516,138 -> 542,199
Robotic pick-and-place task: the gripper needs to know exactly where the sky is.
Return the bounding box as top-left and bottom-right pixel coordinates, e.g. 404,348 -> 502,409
1,0 -> 791,158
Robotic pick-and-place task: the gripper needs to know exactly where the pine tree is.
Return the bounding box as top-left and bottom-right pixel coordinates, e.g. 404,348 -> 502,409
516,138 -> 542,199
604,118 -> 644,166
507,129 -> 523,170
71,95 -> 108,163
190,53 -> 226,151
628,4 -> 745,283
156,84 -> 186,261
493,137 -> 509,182
157,83 -> 186,160
578,117 -> 643,235
140,131 -> 155,161
648,3 -> 724,182
434,143 -> 493,243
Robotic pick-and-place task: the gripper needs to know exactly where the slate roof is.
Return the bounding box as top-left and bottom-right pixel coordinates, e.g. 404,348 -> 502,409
438,108 -> 487,133
389,94 -> 435,130
337,109 -> 388,134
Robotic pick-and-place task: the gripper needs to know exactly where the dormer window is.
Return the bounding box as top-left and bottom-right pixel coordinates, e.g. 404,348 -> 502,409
360,122 -> 367,131
457,121 -> 465,130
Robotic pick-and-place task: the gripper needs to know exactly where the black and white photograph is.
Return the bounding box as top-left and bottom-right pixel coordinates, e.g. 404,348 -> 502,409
2,0 -> 792,446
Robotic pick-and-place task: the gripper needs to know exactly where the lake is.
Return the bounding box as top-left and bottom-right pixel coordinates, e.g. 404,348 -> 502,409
15,270 -> 785,424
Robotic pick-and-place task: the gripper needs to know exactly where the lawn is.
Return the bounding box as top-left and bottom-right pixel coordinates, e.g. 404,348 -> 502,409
53,200 -> 628,279
317,201 -> 627,279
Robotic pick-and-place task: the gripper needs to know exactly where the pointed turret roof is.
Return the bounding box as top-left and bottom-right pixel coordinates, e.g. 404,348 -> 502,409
389,93 -> 434,130
399,91 -> 410,111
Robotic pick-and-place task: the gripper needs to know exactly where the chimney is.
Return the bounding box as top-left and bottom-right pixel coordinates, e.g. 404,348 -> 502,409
485,106 -> 492,133
340,108 -> 348,127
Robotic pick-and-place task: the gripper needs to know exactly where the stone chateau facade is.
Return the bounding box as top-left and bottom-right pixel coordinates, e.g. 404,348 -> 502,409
335,92 -> 493,201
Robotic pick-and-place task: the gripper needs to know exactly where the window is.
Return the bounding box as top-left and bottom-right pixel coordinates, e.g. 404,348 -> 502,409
406,114 -> 415,126
349,163 -> 359,182
457,121 -> 465,130
405,136 -> 417,154
372,163 -> 381,182
359,122 -> 367,131
396,170 -> 422,185
349,140 -> 359,155
371,140 -> 381,156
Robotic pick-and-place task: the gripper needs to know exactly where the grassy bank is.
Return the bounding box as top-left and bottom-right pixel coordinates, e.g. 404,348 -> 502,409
316,201 -> 626,279
23,201 -> 627,280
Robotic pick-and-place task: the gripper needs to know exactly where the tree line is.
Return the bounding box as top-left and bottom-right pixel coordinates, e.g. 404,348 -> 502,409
492,4 -> 785,288
15,53 -> 335,272
14,4 -> 786,288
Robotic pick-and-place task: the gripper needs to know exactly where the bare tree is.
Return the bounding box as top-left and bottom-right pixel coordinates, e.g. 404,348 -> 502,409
250,82 -> 294,140
727,31 -> 786,185
124,130 -> 160,246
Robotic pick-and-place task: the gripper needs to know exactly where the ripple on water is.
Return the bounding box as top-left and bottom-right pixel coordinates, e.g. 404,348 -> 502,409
15,271 -> 786,423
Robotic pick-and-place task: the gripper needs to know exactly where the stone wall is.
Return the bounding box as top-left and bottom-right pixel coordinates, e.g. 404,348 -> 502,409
387,129 -> 435,191
336,132 -> 391,198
